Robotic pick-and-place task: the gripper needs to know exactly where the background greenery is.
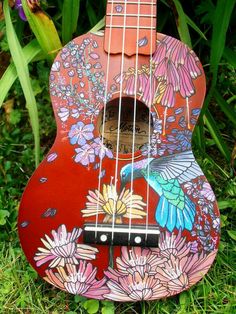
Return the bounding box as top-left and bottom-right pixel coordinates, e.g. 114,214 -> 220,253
0,0 -> 235,313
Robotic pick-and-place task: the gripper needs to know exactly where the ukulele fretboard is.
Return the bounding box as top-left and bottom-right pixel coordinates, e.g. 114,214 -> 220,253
104,0 -> 157,56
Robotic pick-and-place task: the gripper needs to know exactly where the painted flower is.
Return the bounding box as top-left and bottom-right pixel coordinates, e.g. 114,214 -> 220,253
161,83 -> 175,108
104,271 -> 168,301
178,64 -> 195,98
58,107 -> 70,122
212,217 -> 220,230
190,240 -> 199,254
82,184 -> 146,224
85,106 -> 100,120
141,141 -> 166,158
124,71 -> 135,95
92,138 -> 113,159
69,121 -> 94,146
75,144 -> 95,165
200,182 -> 216,202
153,117 -> 163,134
142,76 -> 158,106
168,129 -> 192,151
185,51 -> 202,79
44,262 -> 109,298
155,250 -> 217,292
15,0 -> 27,21
152,40 -> 167,64
138,68 -> 149,94
184,181 -> 197,196
114,246 -> 165,277
34,225 -> 98,268
155,254 -> 188,292
153,230 -> 191,260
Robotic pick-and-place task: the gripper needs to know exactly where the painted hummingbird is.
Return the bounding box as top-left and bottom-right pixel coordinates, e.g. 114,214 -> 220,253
120,151 -> 202,232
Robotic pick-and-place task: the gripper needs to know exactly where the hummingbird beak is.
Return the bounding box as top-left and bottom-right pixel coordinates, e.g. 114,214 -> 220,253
120,180 -> 125,192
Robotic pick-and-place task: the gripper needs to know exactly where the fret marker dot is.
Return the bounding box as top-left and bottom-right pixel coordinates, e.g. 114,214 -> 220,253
115,5 -> 123,13
100,234 -> 107,242
135,236 -> 142,244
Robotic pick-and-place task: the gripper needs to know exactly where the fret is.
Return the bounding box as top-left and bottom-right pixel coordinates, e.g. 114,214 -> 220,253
107,13 -> 156,18
108,1 -> 155,5
106,25 -> 156,30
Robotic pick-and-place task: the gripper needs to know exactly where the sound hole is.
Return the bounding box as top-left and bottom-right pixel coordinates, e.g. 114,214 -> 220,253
98,97 -> 153,154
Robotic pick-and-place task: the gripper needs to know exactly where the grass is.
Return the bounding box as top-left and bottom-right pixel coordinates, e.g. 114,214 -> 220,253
0,0 -> 236,313
0,75 -> 235,312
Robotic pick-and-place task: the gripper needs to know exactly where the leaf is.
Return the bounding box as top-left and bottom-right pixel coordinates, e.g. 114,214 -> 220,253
83,300 -> 100,314
218,199 -> 236,210
204,109 -> 231,163
171,0 -> 192,47
195,0 -> 215,24
90,17 -> 105,33
201,0 -> 234,117
223,46 -> 236,68
0,39 -> 43,108
0,210 -> 10,225
74,295 -> 87,304
101,301 -> 115,314
220,214 -> 228,228
102,306 -> 115,314
86,0 -> 98,27
227,230 -> 236,241
62,0 -> 80,45
21,0 -> 62,61
210,0 -> 235,78
213,89 -> 236,127
3,0 -> 40,167
185,15 -> 207,40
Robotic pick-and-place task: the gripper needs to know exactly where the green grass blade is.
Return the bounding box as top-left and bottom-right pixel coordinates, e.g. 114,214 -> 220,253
62,0 -> 80,45
185,15 -> 207,40
90,17 -> 105,33
21,0 -> 62,61
204,109 -> 231,163
0,40 -> 43,108
201,0 -> 234,118
171,0 -> 192,47
3,0 -> 40,167
214,89 -> 236,127
223,46 -> 236,68
210,0 -> 235,79
86,0 -> 98,27
193,121 -> 205,153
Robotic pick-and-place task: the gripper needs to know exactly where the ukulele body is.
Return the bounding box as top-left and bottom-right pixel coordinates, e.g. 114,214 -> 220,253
18,31 -> 220,301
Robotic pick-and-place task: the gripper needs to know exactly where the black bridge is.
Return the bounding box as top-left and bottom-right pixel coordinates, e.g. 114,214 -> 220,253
83,224 -> 160,247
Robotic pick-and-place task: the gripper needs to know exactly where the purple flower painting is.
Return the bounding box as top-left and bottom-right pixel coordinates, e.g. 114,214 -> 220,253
69,122 -> 94,146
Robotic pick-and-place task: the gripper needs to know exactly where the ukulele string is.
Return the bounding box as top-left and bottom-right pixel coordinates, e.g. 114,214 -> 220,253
95,0 -> 114,240
146,0 -> 155,242
128,0 -> 141,243
112,0 -> 128,242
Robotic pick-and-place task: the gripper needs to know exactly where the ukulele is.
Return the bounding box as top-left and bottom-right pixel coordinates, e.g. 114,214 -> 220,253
19,0 -> 220,301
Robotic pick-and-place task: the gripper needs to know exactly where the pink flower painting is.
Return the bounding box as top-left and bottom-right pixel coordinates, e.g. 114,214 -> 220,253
115,35 -> 202,134
104,272 -> 168,301
200,182 -> 216,202
104,230 -> 217,301
44,262 -> 109,298
34,225 -> 98,268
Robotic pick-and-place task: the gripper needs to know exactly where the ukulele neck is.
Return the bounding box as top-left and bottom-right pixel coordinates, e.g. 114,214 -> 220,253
104,0 -> 157,56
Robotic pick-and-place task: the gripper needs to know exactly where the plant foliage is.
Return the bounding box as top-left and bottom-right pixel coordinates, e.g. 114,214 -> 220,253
0,0 -> 235,313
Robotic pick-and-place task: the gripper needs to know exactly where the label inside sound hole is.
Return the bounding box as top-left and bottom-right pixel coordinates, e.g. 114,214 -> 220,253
98,97 -> 153,154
